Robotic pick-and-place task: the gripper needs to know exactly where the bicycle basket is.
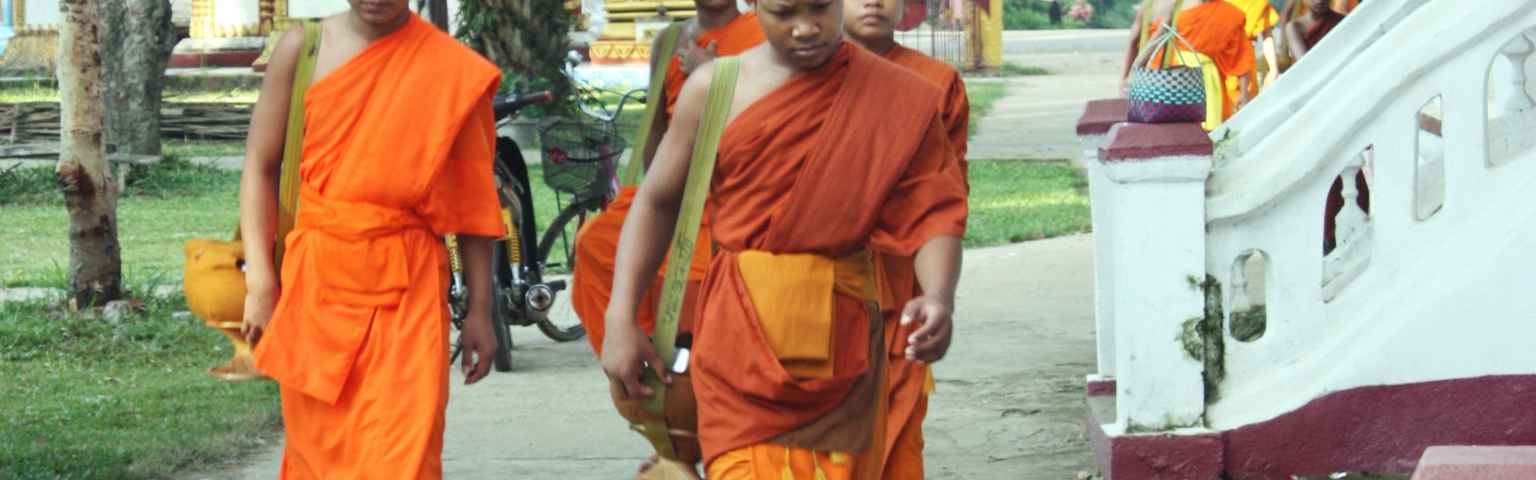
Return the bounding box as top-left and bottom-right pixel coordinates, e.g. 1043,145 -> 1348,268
539,118 -> 626,197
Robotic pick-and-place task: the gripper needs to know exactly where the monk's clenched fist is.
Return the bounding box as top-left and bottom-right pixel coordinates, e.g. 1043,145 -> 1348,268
901,295 -> 954,364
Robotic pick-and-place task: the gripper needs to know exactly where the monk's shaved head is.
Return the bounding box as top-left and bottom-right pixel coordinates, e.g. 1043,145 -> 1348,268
756,0 -> 844,69
349,0 -> 412,28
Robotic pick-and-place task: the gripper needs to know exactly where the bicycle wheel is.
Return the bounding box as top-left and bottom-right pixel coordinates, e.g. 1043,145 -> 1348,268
537,197 -> 591,274
487,244 -> 516,372
535,201 -> 593,342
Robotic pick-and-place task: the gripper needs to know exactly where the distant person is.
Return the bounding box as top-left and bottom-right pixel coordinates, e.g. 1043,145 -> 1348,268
1049,0 -> 1064,26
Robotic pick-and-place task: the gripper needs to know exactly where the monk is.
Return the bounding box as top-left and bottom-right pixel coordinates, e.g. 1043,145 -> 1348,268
842,0 -> 968,477
601,0 -> 968,477
238,2 -> 504,478
1225,0 -> 1281,93
1283,0 -> 1347,61
570,0 -> 765,356
1123,0 -> 1253,128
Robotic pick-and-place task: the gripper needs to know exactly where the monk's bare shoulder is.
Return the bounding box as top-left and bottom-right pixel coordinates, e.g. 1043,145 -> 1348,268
265,24 -> 307,83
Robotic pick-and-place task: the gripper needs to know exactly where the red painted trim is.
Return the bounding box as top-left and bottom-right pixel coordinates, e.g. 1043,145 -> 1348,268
1087,378 -> 1117,397
1225,375 -> 1536,479
1078,98 -> 1130,136
168,51 -> 262,69
1088,375 -> 1536,479
1098,122 -> 1213,161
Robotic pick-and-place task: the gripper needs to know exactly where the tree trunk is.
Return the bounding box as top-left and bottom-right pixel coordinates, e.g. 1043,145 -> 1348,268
57,0 -> 123,308
96,0 -> 175,156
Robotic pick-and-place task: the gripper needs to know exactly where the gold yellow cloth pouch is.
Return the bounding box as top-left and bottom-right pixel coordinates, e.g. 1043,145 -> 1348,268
737,250 -> 877,379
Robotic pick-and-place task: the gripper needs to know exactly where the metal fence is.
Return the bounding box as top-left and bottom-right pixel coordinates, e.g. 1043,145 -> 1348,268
894,0 -> 973,69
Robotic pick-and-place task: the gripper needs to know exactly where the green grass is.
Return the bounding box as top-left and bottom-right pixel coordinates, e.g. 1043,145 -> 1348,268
964,160 -> 1092,247
1002,63 -> 1052,76
163,140 -> 247,160
0,297 -> 281,479
0,158 -> 583,286
966,82 -> 1008,140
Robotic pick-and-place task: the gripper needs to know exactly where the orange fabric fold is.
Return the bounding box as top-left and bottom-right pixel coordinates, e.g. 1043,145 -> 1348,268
883,45 -> 970,171
664,13 -> 766,115
693,43 -> 967,471
251,15 -> 503,479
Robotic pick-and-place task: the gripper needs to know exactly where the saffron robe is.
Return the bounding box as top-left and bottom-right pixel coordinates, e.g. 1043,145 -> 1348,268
571,12 -> 764,354
874,43 -> 972,480
692,43 -> 967,478
251,16 -> 504,479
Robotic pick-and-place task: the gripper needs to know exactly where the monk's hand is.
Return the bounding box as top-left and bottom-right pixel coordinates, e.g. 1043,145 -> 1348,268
677,40 -> 718,75
459,311 -> 496,385
901,295 -> 955,364
241,279 -> 278,346
600,317 -> 668,400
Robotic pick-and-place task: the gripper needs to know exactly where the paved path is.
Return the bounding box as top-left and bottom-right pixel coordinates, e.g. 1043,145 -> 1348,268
965,29 -> 1127,161
180,235 -> 1099,480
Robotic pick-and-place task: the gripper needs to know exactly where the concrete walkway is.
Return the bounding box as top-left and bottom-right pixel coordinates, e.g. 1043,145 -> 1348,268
178,235 -> 1099,480
967,52 -> 1122,161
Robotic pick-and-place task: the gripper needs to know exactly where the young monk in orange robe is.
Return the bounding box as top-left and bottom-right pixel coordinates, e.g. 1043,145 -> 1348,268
570,0 -> 766,356
601,0 -> 967,477
842,0 -> 969,477
238,2 -> 503,478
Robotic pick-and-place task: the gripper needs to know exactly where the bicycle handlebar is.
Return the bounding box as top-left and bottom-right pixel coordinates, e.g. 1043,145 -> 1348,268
493,90 -> 556,122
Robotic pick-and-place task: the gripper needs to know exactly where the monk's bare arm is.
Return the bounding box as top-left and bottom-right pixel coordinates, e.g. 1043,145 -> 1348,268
458,235 -> 496,383
601,62 -> 714,396
240,27 -> 303,285
238,26 -> 304,340
904,235 -> 962,363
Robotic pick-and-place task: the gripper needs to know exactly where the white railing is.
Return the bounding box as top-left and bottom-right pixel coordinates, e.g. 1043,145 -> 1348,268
1199,0 -> 1536,430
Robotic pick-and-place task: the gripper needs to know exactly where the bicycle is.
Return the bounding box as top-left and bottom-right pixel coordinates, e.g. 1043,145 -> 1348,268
444,79 -> 644,372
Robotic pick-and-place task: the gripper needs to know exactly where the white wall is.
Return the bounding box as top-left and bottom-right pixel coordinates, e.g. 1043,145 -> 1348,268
23,0 -> 59,28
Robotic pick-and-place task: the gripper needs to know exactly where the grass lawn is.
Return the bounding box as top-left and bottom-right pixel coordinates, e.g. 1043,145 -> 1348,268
967,82 -> 1007,140
0,296 -> 281,479
965,160 -> 1092,247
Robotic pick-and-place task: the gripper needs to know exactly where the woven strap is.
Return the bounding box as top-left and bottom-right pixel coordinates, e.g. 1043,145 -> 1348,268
620,23 -> 685,187
641,57 -> 740,416
272,21 -> 322,267
233,20 -> 320,271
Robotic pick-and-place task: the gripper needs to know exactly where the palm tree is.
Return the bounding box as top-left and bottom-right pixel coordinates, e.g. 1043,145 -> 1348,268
457,0 -> 574,108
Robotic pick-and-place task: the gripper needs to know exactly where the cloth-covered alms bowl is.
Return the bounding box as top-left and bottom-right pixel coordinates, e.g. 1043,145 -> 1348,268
183,238 -> 266,381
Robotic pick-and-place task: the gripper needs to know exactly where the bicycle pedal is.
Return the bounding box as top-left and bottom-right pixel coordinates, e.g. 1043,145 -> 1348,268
545,280 -> 567,292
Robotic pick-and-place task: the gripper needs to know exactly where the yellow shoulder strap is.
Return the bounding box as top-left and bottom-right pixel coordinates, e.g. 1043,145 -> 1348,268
621,23 -> 685,187
270,20 -> 322,267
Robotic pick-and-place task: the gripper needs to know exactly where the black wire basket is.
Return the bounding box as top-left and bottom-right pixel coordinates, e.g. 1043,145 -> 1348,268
538,118 -> 625,198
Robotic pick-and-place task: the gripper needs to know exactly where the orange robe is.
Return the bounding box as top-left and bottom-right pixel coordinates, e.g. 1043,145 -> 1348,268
571,13 -> 764,354
1224,0 -> 1278,97
251,16 -> 504,479
695,43 -> 967,479
1153,2 -> 1254,121
874,44 -> 971,480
